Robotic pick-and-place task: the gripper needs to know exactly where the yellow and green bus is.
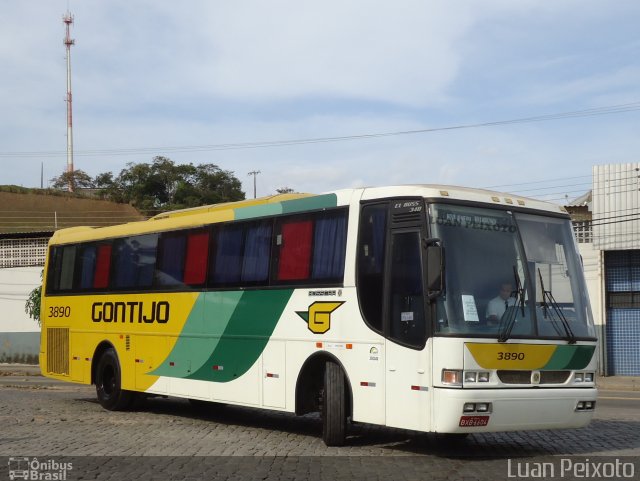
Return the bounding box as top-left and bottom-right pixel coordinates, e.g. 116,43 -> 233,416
40,185 -> 597,446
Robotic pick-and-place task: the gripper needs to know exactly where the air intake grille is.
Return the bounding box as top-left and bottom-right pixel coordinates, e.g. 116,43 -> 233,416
497,370 -> 571,385
47,328 -> 69,375
540,371 -> 571,384
497,370 -> 530,384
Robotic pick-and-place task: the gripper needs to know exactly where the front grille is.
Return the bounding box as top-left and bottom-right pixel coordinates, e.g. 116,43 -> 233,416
46,327 -> 69,375
497,370 -> 530,384
497,370 -> 571,385
540,371 -> 571,384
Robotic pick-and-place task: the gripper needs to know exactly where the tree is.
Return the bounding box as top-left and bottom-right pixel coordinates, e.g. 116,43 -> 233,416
93,171 -> 120,200
25,271 -> 43,326
50,169 -> 94,191
95,156 -> 245,214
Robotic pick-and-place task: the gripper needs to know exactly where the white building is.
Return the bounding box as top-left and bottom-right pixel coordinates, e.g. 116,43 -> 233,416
569,163 -> 640,376
0,190 -> 143,363
0,236 -> 47,363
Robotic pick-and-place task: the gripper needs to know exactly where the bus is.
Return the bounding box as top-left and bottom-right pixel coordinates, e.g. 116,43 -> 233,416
40,185 -> 597,446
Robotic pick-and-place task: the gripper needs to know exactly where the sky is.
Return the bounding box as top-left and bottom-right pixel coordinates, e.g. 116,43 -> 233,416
1,1 -> 639,203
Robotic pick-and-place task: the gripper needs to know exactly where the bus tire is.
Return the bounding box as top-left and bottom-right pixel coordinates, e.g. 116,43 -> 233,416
95,348 -> 133,411
322,361 -> 347,446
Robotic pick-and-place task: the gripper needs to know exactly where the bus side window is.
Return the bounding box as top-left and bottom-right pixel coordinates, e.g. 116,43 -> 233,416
112,234 -> 159,290
58,245 -> 77,291
357,204 -> 387,333
210,221 -> 272,287
274,209 -> 348,285
46,246 -> 63,293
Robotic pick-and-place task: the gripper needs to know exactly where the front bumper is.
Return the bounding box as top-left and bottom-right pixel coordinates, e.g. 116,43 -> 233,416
433,387 -> 597,433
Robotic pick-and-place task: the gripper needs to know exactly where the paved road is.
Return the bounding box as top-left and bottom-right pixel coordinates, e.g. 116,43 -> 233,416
1,370 -> 639,480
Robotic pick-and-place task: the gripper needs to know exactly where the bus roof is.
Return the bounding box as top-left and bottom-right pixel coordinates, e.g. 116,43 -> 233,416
361,184 -> 567,214
48,185 -> 567,245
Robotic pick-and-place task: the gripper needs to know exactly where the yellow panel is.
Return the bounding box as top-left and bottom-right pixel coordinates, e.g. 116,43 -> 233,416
466,343 -> 557,370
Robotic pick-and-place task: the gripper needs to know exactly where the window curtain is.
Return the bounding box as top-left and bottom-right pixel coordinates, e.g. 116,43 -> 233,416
93,244 -> 112,289
184,231 -> 209,285
158,235 -> 186,286
312,214 -> 347,279
242,223 -> 271,282
213,226 -> 244,284
278,220 -> 313,281
79,245 -> 97,289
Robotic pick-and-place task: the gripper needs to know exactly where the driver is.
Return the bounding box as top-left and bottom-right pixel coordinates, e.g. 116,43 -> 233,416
486,282 -> 516,323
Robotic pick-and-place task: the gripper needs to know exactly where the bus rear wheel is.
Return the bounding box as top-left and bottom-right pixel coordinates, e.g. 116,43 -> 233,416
95,348 -> 133,411
321,361 -> 347,446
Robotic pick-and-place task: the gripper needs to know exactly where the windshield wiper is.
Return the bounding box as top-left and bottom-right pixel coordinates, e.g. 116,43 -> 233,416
498,266 -> 525,343
537,268 -> 577,344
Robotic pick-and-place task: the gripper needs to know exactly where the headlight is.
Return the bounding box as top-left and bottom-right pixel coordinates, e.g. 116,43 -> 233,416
464,372 -> 477,383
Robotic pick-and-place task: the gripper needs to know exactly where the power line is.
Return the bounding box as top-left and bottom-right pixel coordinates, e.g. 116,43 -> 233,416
1,102 -> 639,159
483,174 -> 593,190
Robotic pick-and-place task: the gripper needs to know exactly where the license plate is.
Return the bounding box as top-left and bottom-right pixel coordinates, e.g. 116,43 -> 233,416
459,415 -> 490,427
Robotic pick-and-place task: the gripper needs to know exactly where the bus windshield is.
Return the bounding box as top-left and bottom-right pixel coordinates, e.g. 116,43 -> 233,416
429,203 -> 596,341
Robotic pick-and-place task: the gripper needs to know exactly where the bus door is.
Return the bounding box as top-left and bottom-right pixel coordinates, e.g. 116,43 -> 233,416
384,200 -> 431,431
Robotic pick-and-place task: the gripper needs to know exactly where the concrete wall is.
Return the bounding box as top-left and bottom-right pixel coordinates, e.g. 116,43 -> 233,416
0,266 -> 41,363
593,163 -> 640,250
578,243 -> 605,374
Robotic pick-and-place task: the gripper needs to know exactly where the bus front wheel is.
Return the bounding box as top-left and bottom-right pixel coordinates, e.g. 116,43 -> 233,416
321,361 -> 347,446
95,348 -> 133,411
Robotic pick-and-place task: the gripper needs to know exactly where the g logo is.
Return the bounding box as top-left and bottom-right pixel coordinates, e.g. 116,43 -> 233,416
296,302 -> 345,334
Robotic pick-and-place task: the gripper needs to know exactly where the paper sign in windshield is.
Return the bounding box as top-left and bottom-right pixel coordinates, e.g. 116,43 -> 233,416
462,295 -> 480,322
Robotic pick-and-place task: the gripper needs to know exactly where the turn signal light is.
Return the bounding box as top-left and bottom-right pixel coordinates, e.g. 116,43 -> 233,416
442,369 -> 463,386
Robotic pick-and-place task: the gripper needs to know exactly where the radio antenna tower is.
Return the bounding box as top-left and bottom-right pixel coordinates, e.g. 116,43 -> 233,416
63,11 -> 75,192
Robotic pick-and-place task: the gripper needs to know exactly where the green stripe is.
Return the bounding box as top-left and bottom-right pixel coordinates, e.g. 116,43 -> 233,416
234,203 -> 283,220
281,194 -> 337,214
187,289 -> 294,382
544,345 -> 596,370
231,194 -> 338,221
151,291 -> 243,377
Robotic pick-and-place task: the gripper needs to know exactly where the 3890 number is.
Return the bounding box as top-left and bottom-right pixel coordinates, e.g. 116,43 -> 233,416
49,306 -> 71,318
497,352 -> 525,361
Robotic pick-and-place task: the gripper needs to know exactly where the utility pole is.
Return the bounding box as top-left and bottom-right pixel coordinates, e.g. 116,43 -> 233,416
248,170 -> 261,199
63,11 -> 75,192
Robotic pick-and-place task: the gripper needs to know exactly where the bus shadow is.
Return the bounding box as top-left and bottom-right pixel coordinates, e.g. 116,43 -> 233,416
349,418 -> 640,458
81,396 -> 640,458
